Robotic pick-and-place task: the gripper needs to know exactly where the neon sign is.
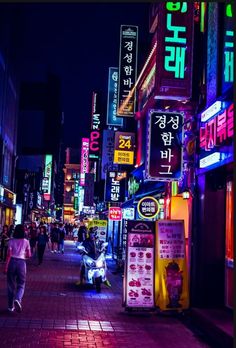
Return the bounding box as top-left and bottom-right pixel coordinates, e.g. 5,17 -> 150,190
146,110 -> 183,181
222,3 -> 234,93
200,103 -> 234,150
155,2 -> 194,100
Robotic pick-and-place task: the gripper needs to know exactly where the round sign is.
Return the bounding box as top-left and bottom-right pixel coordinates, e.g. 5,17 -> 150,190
137,196 -> 160,219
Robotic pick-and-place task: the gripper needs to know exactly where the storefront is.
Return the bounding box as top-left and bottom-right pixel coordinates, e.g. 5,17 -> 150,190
191,100 -> 234,309
0,186 -> 16,227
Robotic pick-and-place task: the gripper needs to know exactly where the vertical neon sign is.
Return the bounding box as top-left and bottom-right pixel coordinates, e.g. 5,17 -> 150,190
155,2 -> 194,100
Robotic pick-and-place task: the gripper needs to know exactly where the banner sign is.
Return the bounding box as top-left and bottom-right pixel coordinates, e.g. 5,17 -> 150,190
155,2 -> 194,100
155,220 -> 189,310
101,130 -> 118,180
137,196 -> 160,220
104,171 -> 126,203
199,101 -> 233,169
108,207 -> 122,221
89,92 -> 101,160
117,25 -> 138,116
43,154 -> 52,201
87,219 -> 107,242
80,138 -> 90,186
146,110 -> 183,181
106,67 -> 123,126
222,3 -> 234,94
84,173 -> 95,207
114,131 -> 135,165
124,220 -> 155,309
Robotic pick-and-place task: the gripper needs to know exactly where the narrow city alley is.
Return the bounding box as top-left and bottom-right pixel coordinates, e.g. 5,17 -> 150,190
0,240 -> 215,348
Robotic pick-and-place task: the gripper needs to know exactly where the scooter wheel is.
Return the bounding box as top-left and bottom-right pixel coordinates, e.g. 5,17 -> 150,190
95,276 -> 101,293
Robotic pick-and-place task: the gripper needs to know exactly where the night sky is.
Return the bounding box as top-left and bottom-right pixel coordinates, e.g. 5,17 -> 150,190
16,3 -> 151,148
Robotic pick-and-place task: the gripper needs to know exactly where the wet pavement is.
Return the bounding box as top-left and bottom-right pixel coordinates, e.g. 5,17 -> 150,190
0,240 -> 217,347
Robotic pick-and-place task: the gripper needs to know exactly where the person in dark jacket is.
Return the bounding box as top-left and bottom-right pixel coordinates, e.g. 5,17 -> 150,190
57,223 -> 65,254
36,225 -> 49,265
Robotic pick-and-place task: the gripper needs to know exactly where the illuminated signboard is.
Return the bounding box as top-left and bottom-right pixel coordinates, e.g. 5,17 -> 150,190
101,129 -> 118,180
106,67 -> 123,126
155,2 -> 194,100
199,102 -> 234,169
200,102 -> 234,150
117,25 -> 138,116
137,196 -> 160,220
80,138 -> 90,186
222,3 -> 234,93
43,154 -> 52,201
108,207 -> 122,221
145,110 -> 183,181
84,173 -> 94,207
104,171 -> 126,203
114,131 -> 135,165
89,92 -> 101,160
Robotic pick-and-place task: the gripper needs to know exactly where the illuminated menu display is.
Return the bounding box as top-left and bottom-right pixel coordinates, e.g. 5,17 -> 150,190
125,220 -> 155,309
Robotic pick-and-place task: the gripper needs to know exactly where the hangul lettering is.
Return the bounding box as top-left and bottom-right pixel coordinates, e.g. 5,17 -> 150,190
160,148 -> 174,163
123,65 -> 133,75
111,179 -> 119,186
159,165 -> 173,175
154,115 -> 166,128
111,185 -> 120,193
124,41 -> 133,51
205,118 -> 216,150
167,115 -> 180,129
164,46 -> 186,78
227,103 -> 234,137
109,172 -> 116,178
199,127 -> 206,149
165,13 -> 187,44
123,53 -> 133,63
224,51 -> 234,83
166,2 -> 187,13
111,193 -> 119,201
216,109 -> 227,144
161,132 -> 174,146
123,78 -> 134,89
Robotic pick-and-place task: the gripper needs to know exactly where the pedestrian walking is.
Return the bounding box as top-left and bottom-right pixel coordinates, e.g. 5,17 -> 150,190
4,224 -> 31,313
50,222 -> 59,253
57,223 -> 65,254
0,225 -> 10,262
28,222 -> 38,257
36,225 -> 49,265
78,223 -> 87,243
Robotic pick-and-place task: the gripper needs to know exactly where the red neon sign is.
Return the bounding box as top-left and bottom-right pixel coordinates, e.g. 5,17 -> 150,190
108,207 -> 122,221
200,103 -> 234,150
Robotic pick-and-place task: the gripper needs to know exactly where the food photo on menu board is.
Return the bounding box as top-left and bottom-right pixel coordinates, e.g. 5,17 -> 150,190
126,232 -> 155,308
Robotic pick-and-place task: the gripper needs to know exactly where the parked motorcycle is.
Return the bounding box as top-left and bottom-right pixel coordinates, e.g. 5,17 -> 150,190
77,241 -> 108,292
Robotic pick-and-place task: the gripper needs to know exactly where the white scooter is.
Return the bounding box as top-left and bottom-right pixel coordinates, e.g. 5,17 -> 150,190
77,241 -> 108,292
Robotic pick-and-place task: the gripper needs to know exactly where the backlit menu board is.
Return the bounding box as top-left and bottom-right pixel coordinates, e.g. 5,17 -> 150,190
124,220 -> 155,309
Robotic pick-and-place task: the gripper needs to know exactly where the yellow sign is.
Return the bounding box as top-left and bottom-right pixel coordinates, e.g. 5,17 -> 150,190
155,220 -> 189,311
114,150 -> 134,165
137,196 -> 160,220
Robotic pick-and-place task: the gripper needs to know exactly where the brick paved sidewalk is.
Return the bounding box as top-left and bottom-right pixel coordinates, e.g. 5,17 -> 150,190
0,241 -> 213,348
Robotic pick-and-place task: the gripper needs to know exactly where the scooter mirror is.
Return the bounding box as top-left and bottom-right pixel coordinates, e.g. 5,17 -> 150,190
102,242 -> 108,248
77,245 -> 86,252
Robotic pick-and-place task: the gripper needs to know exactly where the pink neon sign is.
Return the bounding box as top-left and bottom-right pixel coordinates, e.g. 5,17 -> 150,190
200,103 -> 233,150
80,138 -> 90,186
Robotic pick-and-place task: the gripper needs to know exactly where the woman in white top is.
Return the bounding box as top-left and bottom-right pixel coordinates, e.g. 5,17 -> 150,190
4,224 -> 31,312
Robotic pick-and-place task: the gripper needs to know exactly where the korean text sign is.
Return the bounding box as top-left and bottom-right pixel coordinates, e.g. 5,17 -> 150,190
108,207 -> 122,221
155,220 -> 189,311
80,138 -> 90,186
221,3 -> 234,94
146,110 -> 183,181
124,220 -> 155,309
43,154 -> 52,201
104,171 -> 126,203
117,25 -> 138,116
106,67 -> 123,126
155,2 -> 194,100
114,131 -> 135,165
101,130 -> 118,180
